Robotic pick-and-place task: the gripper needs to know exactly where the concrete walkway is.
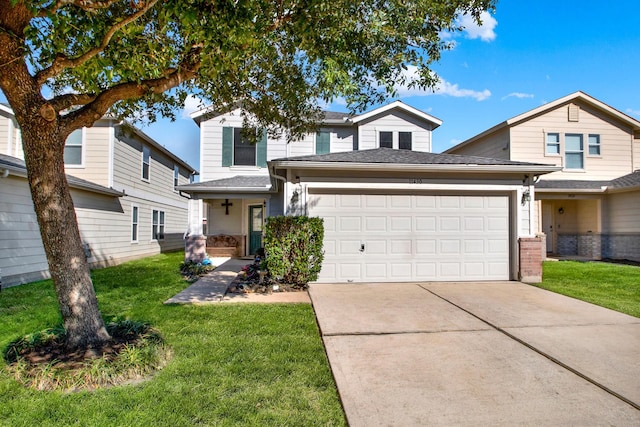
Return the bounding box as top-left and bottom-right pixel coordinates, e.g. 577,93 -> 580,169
309,281 -> 640,426
164,257 -> 310,304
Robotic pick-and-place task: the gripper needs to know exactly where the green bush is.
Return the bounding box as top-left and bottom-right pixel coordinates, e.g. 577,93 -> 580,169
264,216 -> 324,287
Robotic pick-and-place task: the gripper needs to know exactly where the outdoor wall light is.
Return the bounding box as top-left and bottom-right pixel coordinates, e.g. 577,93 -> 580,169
521,189 -> 531,206
558,207 -> 565,215
290,189 -> 299,204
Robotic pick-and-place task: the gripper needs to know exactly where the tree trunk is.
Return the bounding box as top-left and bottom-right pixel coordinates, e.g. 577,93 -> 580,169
21,121 -> 111,350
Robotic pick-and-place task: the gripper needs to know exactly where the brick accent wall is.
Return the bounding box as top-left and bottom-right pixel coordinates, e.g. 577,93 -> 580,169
519,237 -> 544,283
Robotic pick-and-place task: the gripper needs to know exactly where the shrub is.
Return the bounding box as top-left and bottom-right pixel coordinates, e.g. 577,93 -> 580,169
263,216 -> 324,287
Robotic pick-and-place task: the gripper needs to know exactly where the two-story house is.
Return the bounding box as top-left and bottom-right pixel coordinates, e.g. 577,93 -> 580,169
0,105 -> 197,286
180,101 -> 558,283
446,91 -> 640,262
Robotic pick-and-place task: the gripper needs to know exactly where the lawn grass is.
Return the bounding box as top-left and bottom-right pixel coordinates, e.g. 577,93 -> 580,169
537,260 -> 640,318
0,252 -> 346,426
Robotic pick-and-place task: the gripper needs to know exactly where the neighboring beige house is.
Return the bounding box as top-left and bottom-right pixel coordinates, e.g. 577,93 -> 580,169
446,91 -> 640,261
0,105 -> 197,287
179,101 -> 558,283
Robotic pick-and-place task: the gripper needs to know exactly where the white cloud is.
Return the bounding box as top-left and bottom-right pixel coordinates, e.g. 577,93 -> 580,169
458,11 -> 497,42
502,92 -> 534,101
181,94 -> 205,119
626,108 -> 640,117
393,66 -> 491,101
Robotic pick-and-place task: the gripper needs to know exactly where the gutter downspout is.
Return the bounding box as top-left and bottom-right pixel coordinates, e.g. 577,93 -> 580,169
0,168 -> 9,178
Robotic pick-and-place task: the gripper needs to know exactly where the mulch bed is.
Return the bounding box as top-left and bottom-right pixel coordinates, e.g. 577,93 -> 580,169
226,262 -> 306,294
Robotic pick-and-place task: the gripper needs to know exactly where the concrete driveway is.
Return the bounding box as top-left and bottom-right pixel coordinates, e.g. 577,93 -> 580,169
308,281 -> 640,426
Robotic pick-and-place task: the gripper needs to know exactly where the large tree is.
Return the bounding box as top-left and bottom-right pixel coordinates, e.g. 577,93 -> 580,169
0,0 -> 495,349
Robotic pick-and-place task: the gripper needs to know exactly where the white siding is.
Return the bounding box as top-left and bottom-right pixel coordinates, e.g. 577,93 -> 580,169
357,110 -> 433,152
63,123 -> 111,186
0,175 -> 49,285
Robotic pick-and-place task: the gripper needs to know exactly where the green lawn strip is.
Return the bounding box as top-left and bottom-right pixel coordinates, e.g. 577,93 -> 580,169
0,253 -> 346,426
537,260 -> 640,318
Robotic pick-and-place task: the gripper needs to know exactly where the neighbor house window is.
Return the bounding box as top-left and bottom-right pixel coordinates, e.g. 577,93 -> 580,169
152,209 -> 165,240
564,134 -> 584,169
316,130 -> 330,154
546,133 -> 560,155
142,146 -> 150,180
174,164 -> 180,187
131,206 -> 139,242
64,129 -> 83,166
399,132 -> 412,150
588,134 -> 601,155
379,131 -> 393,148
221,127 -> 267,167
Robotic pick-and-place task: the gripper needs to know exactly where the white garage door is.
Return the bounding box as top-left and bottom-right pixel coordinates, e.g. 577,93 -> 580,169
308,191 -> 511,282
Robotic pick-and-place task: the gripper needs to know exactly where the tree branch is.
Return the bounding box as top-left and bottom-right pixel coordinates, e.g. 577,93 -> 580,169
41,0 -> 130,16
60,50 -> 201,131
35,0 -> 158,85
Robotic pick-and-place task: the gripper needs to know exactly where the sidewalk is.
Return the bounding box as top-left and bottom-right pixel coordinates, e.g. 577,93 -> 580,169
164,257 -> 310,304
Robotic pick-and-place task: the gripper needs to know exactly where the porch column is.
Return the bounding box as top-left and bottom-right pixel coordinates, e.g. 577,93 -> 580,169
519,236 -> 544,283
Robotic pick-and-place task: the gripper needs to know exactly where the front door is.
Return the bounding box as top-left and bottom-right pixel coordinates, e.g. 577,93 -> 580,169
542,203 -> 554,253
249,205 -> 264,255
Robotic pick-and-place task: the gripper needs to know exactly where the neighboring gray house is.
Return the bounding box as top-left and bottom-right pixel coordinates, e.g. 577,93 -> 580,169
0,106 -> 197,287
180,101 -> 558,283
446,91 -> 640,261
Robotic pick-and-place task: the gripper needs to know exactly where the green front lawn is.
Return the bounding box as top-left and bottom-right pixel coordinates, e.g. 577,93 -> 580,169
0,252 -> 346,426
537,260 -> 640,318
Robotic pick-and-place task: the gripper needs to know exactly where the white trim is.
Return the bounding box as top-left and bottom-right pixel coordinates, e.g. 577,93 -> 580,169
151,208 -> 166,242
302,181 -> 522,192
141,145 -> 151,182
108,121 -> 115,188
350,100 -> 443,128
131,204 -> 139,243
63,127 -> 86,168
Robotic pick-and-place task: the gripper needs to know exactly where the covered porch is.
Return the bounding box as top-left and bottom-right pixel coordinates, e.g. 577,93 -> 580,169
535,180 -> 607,259
177,175 -> 283,260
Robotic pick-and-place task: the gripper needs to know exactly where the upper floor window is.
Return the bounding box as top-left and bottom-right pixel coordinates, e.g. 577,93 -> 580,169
316,130 -> 330,154
588,134 -> 601,156
399,132 -> 412,150
222,127 -> 267,167
379,131 -> 393,148
546,133 -> 560,155
564,134 -> 584,169
174,164 -> 180,187
64,129 -> 83,166
142,145 -> 150,181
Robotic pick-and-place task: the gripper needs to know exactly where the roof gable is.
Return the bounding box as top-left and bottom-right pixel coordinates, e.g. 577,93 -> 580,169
447,91 -> 640,153
350,100 -> 442,128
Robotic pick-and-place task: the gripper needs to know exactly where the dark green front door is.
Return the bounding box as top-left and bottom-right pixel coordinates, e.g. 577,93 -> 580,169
249,205 -> 263,255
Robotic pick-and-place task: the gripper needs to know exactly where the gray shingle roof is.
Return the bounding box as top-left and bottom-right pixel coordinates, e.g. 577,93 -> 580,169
178,175 -> 272,190
609,170 -> 640,189
537,171 -> 640,191
535,180 -> 610,190
272,147 -> 552,167
0,153 -> 123,196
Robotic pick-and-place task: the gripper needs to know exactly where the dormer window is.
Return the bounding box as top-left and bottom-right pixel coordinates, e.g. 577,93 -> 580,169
378,131 -> 412,150
379,131 -> 393,148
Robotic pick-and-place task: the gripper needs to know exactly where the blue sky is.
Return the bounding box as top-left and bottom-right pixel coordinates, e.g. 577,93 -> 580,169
3,1 -> 640,171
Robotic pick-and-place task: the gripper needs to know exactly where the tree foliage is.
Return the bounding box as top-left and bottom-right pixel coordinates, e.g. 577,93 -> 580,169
0,0 -> 495,349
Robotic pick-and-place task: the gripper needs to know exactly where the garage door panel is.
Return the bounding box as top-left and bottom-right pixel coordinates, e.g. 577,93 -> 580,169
366,240 -> 387,254
310,193 -> 510,282
439,216 -> 461,231
365,216 -> 387,232
415,216 -> 437,231
416,239 -> 437,254
440,240 -> 461,254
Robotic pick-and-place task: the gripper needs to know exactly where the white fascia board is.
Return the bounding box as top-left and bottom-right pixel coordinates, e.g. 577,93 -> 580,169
535,187 -> 608,194
271,161 -> 561,175
0,104 -> 14,115
350,100 -> 443,128
302,181 -> 522,192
